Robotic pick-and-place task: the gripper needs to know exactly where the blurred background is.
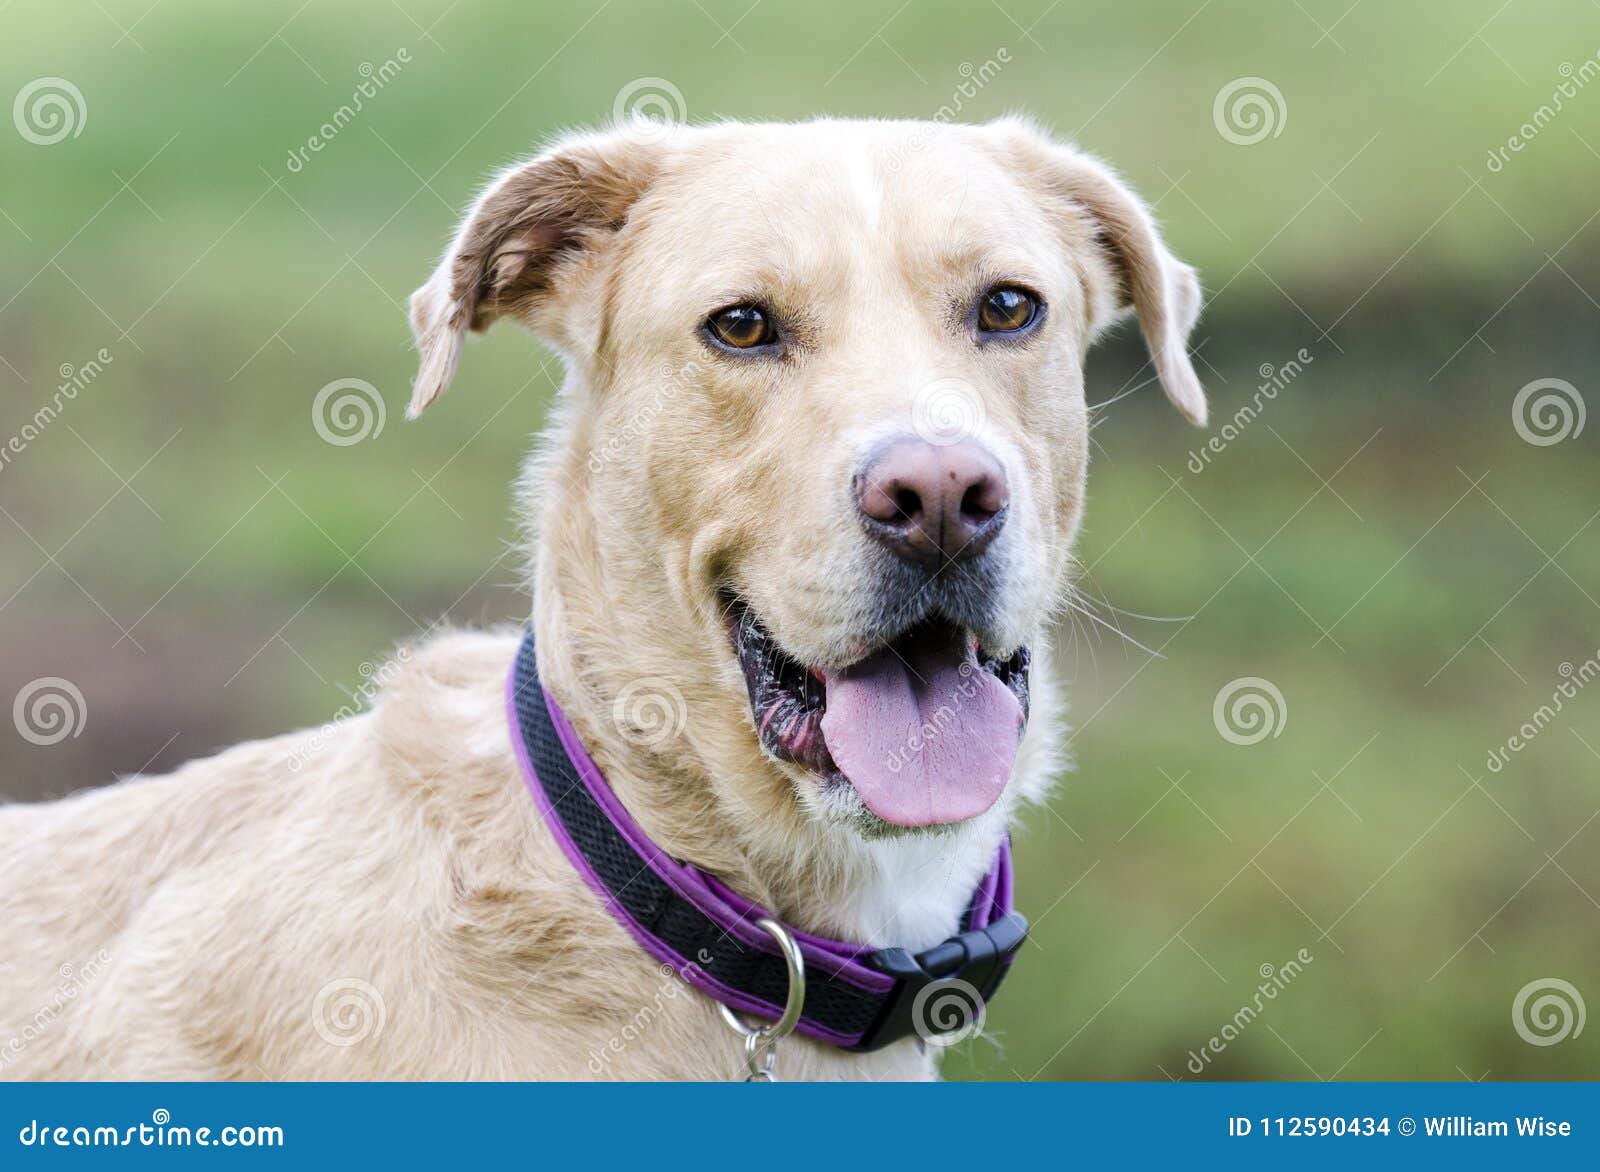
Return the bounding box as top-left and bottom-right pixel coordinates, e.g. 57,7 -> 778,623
2,0 -> 1597,1080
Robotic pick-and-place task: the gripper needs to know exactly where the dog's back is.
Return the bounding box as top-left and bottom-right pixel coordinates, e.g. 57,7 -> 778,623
1,630 -> 537,1079
3,729 -> 316,1076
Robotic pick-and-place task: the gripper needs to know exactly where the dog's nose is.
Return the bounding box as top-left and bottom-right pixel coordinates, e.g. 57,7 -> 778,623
855,436 -> 1009,565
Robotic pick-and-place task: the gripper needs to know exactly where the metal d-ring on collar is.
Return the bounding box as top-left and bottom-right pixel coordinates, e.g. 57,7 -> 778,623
719,918 -> 806,1081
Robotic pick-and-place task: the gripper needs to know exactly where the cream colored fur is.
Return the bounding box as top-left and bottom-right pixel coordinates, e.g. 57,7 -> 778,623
0,117 -> 1203,1081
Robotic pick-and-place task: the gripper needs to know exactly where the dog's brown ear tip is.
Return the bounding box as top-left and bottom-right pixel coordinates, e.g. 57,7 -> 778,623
1170,372 -> 1207,427
405,340 -> 459,419
406,277 -> 465,418
1152,341 -> 1207,427
406,368 -> 449,419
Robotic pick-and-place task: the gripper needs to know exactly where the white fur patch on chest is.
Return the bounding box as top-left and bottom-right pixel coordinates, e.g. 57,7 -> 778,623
828,809 -> 1008,952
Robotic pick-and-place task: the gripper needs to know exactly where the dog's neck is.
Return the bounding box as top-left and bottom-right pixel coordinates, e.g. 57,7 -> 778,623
520,408 -> 1010,952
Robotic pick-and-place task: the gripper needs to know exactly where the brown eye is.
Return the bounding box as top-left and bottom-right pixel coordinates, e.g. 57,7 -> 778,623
708,305 -> 776,349
977,286 -> 1039,333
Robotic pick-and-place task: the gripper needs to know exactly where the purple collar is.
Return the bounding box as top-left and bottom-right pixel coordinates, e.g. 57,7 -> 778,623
506,629 -> 1026,1051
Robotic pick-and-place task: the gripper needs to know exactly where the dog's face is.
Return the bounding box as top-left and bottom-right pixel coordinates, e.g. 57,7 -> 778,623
410,118 -> 1204,838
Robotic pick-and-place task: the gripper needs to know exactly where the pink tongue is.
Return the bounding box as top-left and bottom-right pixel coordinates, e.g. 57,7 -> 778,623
819,632 -> 1023,827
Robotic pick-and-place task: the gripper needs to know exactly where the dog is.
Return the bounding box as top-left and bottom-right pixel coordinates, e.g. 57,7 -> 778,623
0,116 -> 1204,1081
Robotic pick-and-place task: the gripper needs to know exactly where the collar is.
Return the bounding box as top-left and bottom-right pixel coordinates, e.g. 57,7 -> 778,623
505,629 -> 1027,1052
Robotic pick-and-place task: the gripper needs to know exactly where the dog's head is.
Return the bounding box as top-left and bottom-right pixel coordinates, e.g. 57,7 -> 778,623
410,117 -> 1203,838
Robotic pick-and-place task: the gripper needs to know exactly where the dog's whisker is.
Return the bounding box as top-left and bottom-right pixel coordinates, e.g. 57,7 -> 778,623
1061,586 -> 1165,662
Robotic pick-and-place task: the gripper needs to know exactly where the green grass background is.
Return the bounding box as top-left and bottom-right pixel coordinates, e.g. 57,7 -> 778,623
2,0 -> 1597,1080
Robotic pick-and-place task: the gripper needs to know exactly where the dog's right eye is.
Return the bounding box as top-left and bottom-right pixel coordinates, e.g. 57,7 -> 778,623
706,305 -> 776,350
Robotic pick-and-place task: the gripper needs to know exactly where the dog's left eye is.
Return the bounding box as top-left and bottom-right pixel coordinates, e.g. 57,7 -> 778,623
707,305 -> 777,350
977,286 -> 1040,333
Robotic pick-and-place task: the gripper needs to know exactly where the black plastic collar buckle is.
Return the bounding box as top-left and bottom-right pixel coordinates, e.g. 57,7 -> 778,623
853,912 -> 1029,1052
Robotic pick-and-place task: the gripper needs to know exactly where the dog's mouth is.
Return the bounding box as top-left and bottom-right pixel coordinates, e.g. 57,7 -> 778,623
726,598 -> 1030,829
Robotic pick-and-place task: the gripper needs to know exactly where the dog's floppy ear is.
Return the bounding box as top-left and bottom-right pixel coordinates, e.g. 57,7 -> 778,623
407,124 -> 665,418
992,118 -> 1206,426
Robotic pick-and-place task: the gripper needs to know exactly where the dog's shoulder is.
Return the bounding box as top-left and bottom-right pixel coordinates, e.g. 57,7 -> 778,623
364,625 -> 524,806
